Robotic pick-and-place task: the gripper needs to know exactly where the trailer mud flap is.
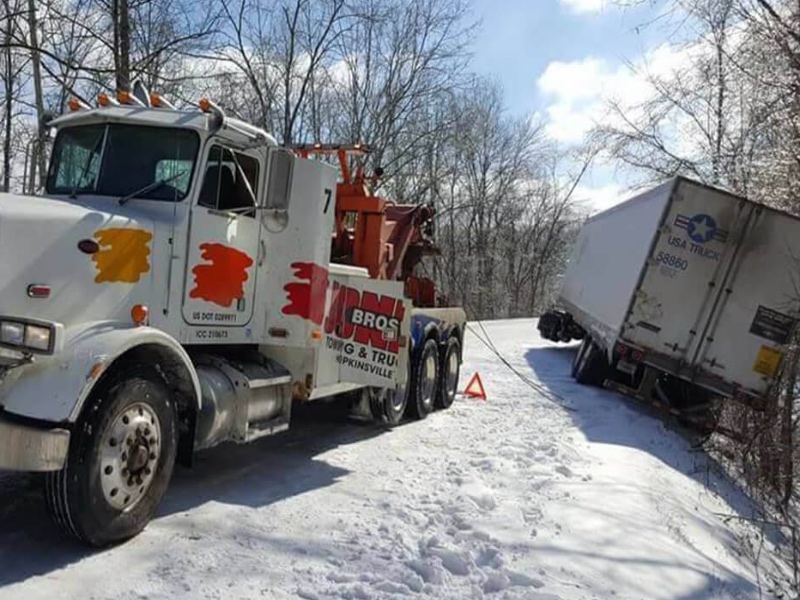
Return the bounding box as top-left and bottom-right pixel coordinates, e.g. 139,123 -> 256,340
317,275 -> 412,389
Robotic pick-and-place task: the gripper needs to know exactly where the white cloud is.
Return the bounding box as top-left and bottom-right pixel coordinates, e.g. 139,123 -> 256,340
572,183 -> 625,212
537,43 -> 696,145
560,0 -> 608,14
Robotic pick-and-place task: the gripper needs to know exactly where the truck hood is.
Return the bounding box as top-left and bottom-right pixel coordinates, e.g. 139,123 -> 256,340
0,192 -> 157,327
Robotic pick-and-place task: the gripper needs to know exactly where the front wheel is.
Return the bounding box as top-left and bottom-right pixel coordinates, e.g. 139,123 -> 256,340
406,338 -> 439,420
45,365 -> 178,547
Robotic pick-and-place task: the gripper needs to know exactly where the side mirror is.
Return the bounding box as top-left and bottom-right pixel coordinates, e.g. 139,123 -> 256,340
265,149 -> 293,210
262,149 -> 293,231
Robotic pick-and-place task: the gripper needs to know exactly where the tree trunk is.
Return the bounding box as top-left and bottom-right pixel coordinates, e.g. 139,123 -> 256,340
2,0 -> 12,193
26,0 -> 46,190
781,345 -> 798,507
113,0 -> 131,92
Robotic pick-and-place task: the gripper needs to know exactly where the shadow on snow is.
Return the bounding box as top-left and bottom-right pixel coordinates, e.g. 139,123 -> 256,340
524,343 -> 782,600
0,405 -> 384,588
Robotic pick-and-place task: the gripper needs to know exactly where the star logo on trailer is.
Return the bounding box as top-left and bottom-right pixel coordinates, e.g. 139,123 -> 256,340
674,213 -> 728,244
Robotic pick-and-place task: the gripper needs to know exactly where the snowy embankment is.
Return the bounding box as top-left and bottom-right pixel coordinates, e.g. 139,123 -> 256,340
0,319 -> 778,599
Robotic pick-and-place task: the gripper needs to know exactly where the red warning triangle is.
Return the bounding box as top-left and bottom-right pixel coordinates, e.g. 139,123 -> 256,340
463,372 -> 486,400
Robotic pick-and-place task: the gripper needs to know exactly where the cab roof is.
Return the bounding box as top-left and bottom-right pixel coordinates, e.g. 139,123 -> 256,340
48,105 -> 278,150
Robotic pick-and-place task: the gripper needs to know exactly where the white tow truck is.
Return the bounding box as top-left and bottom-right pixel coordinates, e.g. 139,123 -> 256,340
0,87 -> 466,546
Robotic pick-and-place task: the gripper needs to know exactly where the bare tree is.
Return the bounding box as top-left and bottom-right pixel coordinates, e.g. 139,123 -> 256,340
0,0 -> 29,192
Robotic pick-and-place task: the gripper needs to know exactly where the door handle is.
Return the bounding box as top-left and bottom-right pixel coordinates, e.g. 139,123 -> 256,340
258,239 -> 266,266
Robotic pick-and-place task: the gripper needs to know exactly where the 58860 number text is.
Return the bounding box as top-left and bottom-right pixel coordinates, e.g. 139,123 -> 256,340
656,251 -> 688,271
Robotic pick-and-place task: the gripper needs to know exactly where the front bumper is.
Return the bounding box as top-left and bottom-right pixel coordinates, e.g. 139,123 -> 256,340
0,413 -> 70,471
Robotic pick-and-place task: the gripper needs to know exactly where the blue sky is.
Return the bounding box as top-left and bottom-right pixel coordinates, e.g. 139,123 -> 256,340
468,0 -> 677,209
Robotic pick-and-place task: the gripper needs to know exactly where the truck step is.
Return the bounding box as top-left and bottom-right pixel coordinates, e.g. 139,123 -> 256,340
246,416 -> 290,443
247,375 -> 292,389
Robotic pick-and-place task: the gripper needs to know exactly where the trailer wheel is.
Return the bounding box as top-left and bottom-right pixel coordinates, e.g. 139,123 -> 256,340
657,375 -> 723,432
407,338 -> 439,420
571,338 -> 590,378
574,338 -> 608,387
436,336 -> 461,410
45,365 -> 178,547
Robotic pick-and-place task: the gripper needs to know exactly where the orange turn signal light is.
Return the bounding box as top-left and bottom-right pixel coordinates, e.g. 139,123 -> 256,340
118,90 -> 131,105
199,98 -> 211,112
89,361 -> 105,380
131,304 -> 149,326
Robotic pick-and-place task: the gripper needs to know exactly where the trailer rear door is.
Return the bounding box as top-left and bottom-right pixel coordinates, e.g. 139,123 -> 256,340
692,205 -> 800,396
625,179 -> 750,364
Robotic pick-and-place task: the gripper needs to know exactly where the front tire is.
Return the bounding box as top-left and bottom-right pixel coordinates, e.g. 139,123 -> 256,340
45,365 -> 178,547
407,338 -> 439,420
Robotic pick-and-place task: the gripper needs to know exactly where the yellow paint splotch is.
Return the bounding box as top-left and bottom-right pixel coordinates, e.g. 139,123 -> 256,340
92,228 -> 153,284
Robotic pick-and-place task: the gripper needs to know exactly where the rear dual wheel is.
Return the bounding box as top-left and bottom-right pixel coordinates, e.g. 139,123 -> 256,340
407,335 -> 462,420
370,334 -> 462,424
407,339 -> 439,420
369,355 -> 411,426
436,336 -> 461,410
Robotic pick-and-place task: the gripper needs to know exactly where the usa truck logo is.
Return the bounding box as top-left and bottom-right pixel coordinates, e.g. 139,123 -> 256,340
674,213 -> 728,244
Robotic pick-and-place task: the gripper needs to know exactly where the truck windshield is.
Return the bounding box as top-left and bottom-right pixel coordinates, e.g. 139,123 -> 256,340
45,123 -> 199,201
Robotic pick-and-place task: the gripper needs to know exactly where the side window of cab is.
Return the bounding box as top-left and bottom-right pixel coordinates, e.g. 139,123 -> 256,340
198,145 -> 260,217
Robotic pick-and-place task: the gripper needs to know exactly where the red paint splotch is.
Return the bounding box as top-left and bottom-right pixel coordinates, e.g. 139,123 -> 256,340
190,242 -> 254,308
282,262 -> 330,325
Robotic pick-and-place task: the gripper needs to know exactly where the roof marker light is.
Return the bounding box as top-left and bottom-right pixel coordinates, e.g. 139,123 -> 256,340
150,93 -> 175,109
97,93 -> 119,107
117,91 -> 146,107
67,98 -> 89,111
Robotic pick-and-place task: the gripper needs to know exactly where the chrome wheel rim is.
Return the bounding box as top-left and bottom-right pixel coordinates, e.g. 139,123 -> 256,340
99,403 -> 161,512
389,379 -> 407,412
421,351 -> 437,408
446,349 -> 459,400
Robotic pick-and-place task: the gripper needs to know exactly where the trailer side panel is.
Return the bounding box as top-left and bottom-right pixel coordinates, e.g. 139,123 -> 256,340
560,180 -> 673,352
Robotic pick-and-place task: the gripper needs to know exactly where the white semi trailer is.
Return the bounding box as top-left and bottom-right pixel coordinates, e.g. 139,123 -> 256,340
539,176 -> 800,425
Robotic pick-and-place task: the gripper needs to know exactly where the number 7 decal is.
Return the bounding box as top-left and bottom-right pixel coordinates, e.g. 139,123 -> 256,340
323,188 -> 333,214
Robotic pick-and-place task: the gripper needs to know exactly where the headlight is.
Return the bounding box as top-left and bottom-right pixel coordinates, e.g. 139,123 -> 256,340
1,322 -> 24,346
24,325 -> 52,351
0,319 -> 54,353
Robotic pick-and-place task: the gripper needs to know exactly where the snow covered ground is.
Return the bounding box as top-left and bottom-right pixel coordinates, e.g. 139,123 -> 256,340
0,319 -> 780,599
